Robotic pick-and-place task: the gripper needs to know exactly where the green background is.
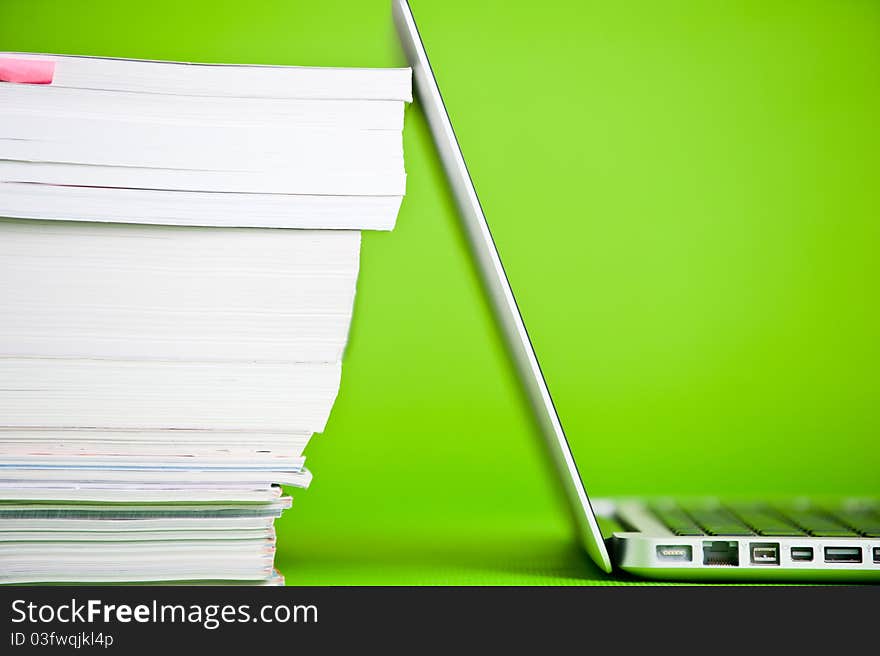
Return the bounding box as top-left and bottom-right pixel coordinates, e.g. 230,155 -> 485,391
2,0 -> 877,584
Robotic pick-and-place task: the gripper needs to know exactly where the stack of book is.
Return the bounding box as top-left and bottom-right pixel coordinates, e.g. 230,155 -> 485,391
0,53 -> 410,584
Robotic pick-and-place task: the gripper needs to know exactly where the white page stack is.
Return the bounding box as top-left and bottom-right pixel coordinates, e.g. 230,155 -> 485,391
0,53 -> 410,584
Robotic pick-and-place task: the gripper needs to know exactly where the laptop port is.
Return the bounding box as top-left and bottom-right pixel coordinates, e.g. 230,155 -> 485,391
874,547 -> 880,564
749,542 -> 780,565
824,547 -> 862,563
656,545 -> 693,562
703,541 -> 739,566
791,547 -> 814,562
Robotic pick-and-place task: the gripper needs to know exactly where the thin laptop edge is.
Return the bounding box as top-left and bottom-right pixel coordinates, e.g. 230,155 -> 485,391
391,0 -> 610,573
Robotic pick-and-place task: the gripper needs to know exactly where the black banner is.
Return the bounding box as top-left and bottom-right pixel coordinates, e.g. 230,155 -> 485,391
0,585 -> 876,651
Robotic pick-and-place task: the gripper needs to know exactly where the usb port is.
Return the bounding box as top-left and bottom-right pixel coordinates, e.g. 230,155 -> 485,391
656,545 -> 693,562
791,547 -> 814,562
873,547 -> 879,564
824,547 -> 862,563
750,542 -> 780,565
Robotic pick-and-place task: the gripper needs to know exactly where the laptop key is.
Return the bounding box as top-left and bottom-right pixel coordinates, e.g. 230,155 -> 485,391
823,509 -> 880,538
682,507 -> 755,536
774,508 -> 860,537
649,507 -> 705,536
726,505 -> 807,536
704,527 -> 754,536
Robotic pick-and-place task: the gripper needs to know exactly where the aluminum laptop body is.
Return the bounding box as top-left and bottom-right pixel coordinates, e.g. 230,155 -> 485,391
393,0 -> 879,581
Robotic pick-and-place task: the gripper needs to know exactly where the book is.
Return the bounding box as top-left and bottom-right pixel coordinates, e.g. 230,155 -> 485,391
0,183 -> 402,229
0,428 -> 312,457
0,219 -> 362,362
0,53 -> 411,584
0,162 -> 406,196
0,52 -> 412,100
0,52 -> 409,226
0,358 -> 342,432
0,86 -> 405,129
1,114 -> 403,170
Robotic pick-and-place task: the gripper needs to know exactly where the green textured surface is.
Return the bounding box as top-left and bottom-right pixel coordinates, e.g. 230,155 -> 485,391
1,0 -> 877,585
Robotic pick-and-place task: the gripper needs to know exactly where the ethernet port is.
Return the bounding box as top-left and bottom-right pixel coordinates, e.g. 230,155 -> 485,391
703,541 -> 739,566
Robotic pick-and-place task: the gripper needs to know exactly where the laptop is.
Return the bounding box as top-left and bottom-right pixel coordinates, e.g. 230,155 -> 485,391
393,0 -> 879,581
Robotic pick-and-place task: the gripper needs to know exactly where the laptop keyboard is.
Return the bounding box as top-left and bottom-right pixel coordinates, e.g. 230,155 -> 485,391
650,502 -> 880,538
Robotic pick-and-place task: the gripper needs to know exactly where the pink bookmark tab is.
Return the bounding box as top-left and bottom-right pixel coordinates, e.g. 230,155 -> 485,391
0,58 -> 55,84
